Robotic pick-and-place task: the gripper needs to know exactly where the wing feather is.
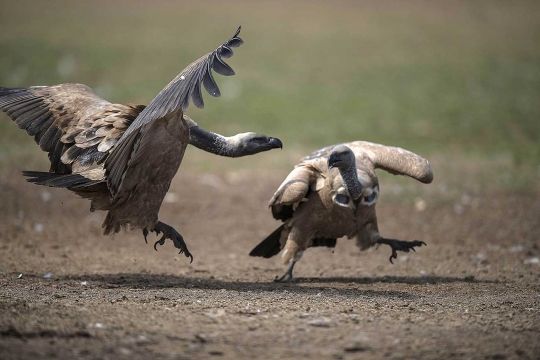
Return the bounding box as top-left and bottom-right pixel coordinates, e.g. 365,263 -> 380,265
0,85 -> 143,175
121,26 -> 243,140
346,141 -> 433,183
105,27 -> 244,198
269,165 -> 319,221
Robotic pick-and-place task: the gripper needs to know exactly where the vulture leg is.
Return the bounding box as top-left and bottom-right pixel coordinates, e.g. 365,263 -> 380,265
377,238 -> 426,264
151,221 -> 193,263
274,261 -> 297,283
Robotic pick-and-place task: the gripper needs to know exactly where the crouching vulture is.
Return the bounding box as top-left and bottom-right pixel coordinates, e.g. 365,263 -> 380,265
250,141 -> 433,281
0,27 -> 283,262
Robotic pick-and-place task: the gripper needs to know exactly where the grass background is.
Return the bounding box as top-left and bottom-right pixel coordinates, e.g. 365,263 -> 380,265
0,0 -> 539,195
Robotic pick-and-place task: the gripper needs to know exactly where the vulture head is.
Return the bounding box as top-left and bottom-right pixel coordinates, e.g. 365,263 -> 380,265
327,145 -> 355,170
327,145 -> 364,201
229,132 -> 283,156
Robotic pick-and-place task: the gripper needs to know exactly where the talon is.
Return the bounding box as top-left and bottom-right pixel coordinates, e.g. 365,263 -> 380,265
143,229 -> 149,244
379,238 -> 426,264
150,221 -> 193,263
389,251 -> 397,264
154,235 -> 166,251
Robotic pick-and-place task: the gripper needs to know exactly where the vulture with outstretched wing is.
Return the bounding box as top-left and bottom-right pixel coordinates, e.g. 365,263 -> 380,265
250,141 -> 433,281
0,27 -> 283,262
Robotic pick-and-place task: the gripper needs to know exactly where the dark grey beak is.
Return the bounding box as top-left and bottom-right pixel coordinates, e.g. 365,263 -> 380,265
268,137 -> 283,149
328,153 -> 338,169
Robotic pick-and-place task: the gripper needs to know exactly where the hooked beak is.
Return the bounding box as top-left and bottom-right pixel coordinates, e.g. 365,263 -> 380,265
327,153 -> 338,169
268,137 -> 283,149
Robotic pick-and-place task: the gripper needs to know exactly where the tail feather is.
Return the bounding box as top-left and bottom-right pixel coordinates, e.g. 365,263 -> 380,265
22,171 -> 102,188
249,224 -> 285,258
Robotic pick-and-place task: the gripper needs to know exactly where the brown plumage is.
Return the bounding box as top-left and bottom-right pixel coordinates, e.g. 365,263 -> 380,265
1,27 -> 283,262
250,141 -> 433,281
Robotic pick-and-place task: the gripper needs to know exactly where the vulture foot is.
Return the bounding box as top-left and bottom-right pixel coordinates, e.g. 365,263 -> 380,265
377,238 -> 426,264
151,221 -> 193,263
274,261 -> 297,283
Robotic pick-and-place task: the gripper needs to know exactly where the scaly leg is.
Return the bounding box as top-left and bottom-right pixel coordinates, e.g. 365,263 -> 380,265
144,221 -> 193,263
377,238 -> 426,264
274,261 -> 297,283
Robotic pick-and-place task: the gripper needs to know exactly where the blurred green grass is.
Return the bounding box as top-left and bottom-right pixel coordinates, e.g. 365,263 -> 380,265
0,0 -> 539,193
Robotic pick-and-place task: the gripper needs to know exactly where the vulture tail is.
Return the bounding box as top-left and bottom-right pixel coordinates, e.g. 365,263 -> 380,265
22,171 -> 102,188
249,224 -> 285,258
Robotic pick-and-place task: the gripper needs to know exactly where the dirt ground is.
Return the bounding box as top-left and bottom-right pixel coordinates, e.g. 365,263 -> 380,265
0,168 -> 539,360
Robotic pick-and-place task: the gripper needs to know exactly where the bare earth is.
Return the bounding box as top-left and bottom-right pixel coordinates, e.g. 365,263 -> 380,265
0,169 -> 539,360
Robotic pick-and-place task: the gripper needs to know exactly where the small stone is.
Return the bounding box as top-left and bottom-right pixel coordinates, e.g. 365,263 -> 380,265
524,257 -> 539,265
34,223 -> 44,233
307,317 -> 331,327
40,190 -> 52,202
414,198 -> 427,212
508,245 -> 524,253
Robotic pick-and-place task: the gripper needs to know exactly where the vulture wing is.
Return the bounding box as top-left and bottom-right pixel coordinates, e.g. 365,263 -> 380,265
0,84 -> 141,174
269,158 -> 325,221
105,27 -> 244,198
347,141 -> 433,183
300,141 -> 433,184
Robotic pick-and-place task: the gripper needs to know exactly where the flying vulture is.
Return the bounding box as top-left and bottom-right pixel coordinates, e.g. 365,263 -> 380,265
0,27 -> 283,262
250,141 -> 433,281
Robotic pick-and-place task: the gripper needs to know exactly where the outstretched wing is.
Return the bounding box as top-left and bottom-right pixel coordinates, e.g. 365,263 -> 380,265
121,26 -> 243,140
347,141 -> 433,183
105,27 -> 244,198
0,84 -> 141,174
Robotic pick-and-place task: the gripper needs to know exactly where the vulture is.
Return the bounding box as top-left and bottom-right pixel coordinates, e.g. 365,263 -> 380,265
250,141 -> 433,281
0,27 -> 283,262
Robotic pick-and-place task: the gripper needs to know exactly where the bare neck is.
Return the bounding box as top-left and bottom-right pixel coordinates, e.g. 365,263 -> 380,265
188,125 -> 243,158
338,162 -> 363,200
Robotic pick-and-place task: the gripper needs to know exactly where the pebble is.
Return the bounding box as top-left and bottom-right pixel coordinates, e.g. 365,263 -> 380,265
307,317 -> 331,327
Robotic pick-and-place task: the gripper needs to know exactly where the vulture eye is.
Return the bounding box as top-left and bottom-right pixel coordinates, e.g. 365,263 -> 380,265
251,137 -> 267,145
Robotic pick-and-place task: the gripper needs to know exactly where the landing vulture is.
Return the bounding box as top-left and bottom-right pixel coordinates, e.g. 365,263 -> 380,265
0,27 -> 283,262
250,141 -> 433,281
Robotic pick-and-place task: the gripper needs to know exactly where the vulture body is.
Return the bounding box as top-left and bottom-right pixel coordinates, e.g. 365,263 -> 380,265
0,27 -> 283,262
250,141 -> 433,281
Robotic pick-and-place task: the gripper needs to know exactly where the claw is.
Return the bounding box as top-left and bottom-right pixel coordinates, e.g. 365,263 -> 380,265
378,238 -> 426,264
154,234 -> 166,251
274,261 -> 297,282
143,229 -> 149,244
389,250 -> 398,264
150,221 -> 193,263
